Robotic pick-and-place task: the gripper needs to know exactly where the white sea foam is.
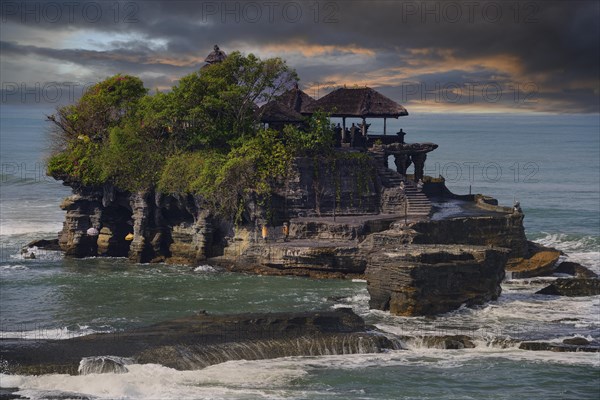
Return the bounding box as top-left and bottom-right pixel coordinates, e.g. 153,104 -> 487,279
0,359 -> 310,400
0,326 -> 109,340
0,264 -> 29,271
194,265 -> 218,273
9,246 -> 63,262
533,233 -> 600,272
430,201 -> 464,220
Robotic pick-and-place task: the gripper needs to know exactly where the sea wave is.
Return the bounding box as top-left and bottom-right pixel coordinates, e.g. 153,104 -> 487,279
0,326 -> 111,340
193,265 -> 219,273
533,232 -> 600,272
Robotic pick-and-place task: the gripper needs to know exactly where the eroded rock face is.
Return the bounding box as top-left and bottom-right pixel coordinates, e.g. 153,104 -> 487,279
407,213 -> 528,258
365,245 -> 510,316
56,185 -> 217,263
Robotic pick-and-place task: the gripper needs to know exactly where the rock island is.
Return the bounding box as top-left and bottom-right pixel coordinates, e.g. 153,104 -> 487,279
44,47 -> 584,317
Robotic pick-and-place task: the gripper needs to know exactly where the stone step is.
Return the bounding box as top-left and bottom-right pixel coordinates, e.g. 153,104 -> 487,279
375,164 -> 432,216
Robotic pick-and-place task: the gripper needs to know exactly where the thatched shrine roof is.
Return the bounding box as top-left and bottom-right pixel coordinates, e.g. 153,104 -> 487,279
259,100 -> 305,123
204,45 -> 227,64
306,87 -> 408,118
276,86 -> 316,115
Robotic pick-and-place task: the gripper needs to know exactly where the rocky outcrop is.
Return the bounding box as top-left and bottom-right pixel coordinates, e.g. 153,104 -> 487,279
505,242 -> 561,278
0,309 -> 394,375
365,245 -> 509,316
23,238 -> 61,251
406,212 -> 528,258
535,278 -> 600,296
519,340 -> 600,352
51,152 -> 534,317
213,234 -> 366,278
58,191 -> 103,257
555,261 -> 598,278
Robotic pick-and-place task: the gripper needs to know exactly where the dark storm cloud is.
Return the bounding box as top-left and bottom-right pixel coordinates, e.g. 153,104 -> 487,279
1,0 -> 598,112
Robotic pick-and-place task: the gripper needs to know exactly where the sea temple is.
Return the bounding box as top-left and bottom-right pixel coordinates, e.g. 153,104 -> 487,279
42,46 -> 591,318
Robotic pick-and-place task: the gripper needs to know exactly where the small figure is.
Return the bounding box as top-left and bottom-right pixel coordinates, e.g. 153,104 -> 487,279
333,123 -> 342,148
396,128 -> 406,144
282,222 -> 290,242
344,127 -> 351,143
513,201 -> 522,213
262,225 -> 268,241
350,123 -> 359,147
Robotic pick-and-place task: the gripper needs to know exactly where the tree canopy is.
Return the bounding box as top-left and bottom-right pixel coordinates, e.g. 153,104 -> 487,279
47,51 -> 337,221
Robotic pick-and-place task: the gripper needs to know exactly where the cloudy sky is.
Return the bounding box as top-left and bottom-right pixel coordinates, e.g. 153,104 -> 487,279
1,0 -> 599,113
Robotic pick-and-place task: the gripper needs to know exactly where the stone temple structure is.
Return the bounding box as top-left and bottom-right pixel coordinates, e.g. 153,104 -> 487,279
45,47 -> 564,318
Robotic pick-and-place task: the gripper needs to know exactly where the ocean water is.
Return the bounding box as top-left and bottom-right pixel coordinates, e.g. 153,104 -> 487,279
1,106 -> 599,399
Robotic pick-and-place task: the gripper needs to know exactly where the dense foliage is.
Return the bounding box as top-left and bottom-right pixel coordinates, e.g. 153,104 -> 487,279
47,51 -> 340,219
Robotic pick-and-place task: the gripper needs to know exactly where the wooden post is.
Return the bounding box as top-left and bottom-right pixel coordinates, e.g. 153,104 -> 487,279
342,117 -> 346,142
383,118 -> 387,135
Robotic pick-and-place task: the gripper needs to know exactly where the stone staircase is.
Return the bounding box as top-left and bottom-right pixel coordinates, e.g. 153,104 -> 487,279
403,180 -> 431,216
370,147 -> 431,217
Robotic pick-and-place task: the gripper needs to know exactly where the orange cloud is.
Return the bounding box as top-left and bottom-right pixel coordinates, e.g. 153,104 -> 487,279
255,41 -> 376,58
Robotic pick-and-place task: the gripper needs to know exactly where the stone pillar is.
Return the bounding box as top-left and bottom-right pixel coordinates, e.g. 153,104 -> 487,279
412,153 -> 427,182
58,194 -> 101,257
129,191 -> 151,263
393,153 -> 410,176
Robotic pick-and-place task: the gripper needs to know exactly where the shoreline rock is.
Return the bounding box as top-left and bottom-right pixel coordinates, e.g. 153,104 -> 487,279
0,309 -> 393,375
554,261 -> 598,278
505,242 -> 561,278
365,245 -> 509,316
535,278 -> 600,297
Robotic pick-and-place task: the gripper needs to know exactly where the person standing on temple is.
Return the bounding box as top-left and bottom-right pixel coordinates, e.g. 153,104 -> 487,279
396,128 -> 406,144
334,123 -> 343,147
350,123 -> 358,147
344,127 -> 351,143
360,121 -> 371,148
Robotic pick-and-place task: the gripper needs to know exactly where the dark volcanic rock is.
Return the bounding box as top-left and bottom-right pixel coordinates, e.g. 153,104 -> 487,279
24,238 -> 61,251
0,309 -> 393,375
535,278 -> 600,297
555,261 -> 598,278
562,337 -> 590,346
400,335 -> 476,349
0,388 -> 27,400
519,341 -> 600,352
365,245 -> 509,316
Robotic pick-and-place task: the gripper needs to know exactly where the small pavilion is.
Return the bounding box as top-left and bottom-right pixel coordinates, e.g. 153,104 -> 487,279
259,100 -> 306,131
304,87 -> 408,138
259,84 -> 316,130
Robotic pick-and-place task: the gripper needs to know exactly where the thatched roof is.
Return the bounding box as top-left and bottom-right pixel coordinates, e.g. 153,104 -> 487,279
276,86 -> 316,115
305,87 -> 408,118
204,45 -> 227,64
258,85 -> 315,123
259,101 -> 305,123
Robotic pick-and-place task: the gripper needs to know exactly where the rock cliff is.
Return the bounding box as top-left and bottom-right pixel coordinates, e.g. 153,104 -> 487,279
52,153 -> 534,316
365,245 -> 509,316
